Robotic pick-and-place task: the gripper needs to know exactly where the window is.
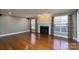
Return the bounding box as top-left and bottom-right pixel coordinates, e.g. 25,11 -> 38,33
54,15 -> 68,36
31,19 -> 35,30
54,26 -> 60,32
61,26 -> 67,32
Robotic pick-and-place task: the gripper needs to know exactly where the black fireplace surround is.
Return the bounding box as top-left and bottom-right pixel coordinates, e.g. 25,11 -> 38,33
40,26 -> 49,35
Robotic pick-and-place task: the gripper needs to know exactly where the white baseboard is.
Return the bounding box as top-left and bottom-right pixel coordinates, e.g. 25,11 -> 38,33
54,34 -> 77,41
0,30 -> 29,37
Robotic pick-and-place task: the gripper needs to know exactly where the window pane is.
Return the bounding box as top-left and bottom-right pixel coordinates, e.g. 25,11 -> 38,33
54,16 -> 61,22
54,16 -> 60,20
61,26 -> 67,32
54,26 -> 60,32
31,19 -> 35,30
54,22 -> 61,25
61,15 -> 68,20
31,20 -> 35,24
32,25 -> 35,29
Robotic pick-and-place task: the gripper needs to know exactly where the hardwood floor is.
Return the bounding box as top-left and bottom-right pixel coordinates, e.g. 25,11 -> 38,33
0,32 -> 78,50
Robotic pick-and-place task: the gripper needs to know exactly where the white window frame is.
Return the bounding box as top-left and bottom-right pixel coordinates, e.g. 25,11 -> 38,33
54,15 -> 68,36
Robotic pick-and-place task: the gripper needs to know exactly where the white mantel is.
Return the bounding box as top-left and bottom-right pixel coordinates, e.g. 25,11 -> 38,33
38,23 -> 51,35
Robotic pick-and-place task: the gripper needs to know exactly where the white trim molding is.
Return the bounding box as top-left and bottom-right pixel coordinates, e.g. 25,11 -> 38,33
0,30 -> 29,37
77,10 -> 79,42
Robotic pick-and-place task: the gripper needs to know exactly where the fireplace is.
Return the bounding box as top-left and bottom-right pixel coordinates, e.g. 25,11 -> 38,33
40,26 -> 49,35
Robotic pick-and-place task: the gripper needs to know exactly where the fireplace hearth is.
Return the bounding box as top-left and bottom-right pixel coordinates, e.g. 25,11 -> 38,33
40,26 -> 49,35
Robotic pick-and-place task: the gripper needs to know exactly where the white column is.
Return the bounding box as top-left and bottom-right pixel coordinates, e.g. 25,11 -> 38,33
77,10 -> 79,42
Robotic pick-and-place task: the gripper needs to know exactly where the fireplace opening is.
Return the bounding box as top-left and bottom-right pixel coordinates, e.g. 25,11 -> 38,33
40,26 -> 49,35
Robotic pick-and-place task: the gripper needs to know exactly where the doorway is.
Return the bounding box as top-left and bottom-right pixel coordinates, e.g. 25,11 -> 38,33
30,18 -> 38,33
31,19 -> 36,32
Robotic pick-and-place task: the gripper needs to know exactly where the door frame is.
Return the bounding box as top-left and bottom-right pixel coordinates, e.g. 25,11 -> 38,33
29,17 -> 38,33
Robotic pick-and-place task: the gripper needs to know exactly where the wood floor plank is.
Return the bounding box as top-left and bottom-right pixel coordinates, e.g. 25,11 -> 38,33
0,32 -> 78,50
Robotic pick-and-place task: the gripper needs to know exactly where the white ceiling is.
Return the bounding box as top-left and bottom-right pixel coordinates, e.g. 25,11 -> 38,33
0,9 -> 77,17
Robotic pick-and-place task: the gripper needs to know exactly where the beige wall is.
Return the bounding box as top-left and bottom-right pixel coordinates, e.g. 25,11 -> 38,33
0,15 -> 29,36
37,13 -> 51,24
